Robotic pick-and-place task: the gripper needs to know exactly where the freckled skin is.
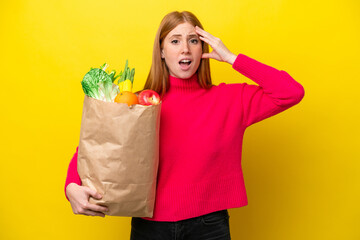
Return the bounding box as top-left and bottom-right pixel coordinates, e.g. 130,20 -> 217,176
161,22 -> 203,79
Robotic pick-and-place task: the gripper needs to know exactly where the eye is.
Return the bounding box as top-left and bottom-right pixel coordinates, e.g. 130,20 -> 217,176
190,39 -> 199,44
171,39 -> 179,44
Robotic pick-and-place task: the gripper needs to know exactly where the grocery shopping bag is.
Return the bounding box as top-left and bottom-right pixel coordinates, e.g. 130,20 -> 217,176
77,95 -> 161,217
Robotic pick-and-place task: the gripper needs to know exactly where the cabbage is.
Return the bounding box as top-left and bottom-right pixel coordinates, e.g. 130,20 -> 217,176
81,63 -> 120,102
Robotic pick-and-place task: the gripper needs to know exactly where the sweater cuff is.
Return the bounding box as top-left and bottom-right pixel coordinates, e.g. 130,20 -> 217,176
231,53 -> 251,69
231,53 -> 280,86
231,53 -> 244,69
64,146 -> 81,201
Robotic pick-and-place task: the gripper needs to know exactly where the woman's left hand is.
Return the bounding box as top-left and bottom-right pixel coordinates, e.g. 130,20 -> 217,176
195,26 -> 237,65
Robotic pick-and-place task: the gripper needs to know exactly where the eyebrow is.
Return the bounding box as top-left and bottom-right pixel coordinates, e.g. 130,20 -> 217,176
170,34 -> 199,38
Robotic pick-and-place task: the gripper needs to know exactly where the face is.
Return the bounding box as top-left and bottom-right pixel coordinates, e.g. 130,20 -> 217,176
161,22 -> 202,79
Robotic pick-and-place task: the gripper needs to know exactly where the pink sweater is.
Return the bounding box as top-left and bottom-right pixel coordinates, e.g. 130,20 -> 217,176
65,53 -> 304,221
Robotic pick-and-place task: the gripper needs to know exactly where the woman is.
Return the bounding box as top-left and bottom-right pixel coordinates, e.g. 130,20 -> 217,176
65,11 -> 304,239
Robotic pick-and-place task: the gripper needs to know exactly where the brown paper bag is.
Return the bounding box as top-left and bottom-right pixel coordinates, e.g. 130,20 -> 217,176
77,95 -> 161,217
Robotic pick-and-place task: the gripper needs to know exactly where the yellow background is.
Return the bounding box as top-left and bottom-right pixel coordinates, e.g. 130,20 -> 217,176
1,0 -> 359,239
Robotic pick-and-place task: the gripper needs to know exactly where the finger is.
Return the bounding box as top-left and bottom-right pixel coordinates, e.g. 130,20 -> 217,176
198,34 -> 219,50
202,52 -> 213,59
195,26 -> 215,39
85,187 -> 102,200
82,209 -> 106,217
198,35 -> 210,45
202,52 -> 221,61
86,203 -> 109,213
195,27 -> 219,46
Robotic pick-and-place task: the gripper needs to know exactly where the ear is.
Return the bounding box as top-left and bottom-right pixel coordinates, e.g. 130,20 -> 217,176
161,49 -> 164,59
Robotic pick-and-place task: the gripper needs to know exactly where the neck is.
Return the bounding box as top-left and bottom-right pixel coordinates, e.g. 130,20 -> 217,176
168,73 -> 202,94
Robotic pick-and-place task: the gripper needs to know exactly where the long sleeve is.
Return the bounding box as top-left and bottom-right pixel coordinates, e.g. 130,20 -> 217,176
64,146 -> 82,201
231,53 -> 305,127
137,54 -> 304,221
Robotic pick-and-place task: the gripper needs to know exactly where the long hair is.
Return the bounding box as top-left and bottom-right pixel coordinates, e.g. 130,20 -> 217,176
143,11 -> 212,98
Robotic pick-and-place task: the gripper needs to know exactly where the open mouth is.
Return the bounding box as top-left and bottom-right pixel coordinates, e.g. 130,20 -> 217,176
179,60 -> 192,66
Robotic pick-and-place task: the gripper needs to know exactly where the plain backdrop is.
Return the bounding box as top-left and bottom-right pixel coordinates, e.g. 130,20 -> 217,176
0,0 -> 359,239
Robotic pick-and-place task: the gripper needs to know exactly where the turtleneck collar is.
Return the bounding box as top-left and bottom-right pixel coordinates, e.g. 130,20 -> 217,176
168,73 -> 202,94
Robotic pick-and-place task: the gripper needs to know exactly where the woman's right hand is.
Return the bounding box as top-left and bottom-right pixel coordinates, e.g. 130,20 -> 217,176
66,183 -> 109,217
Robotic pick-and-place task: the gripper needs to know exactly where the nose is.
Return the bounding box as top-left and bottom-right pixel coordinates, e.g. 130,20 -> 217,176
181,41 -> 190,54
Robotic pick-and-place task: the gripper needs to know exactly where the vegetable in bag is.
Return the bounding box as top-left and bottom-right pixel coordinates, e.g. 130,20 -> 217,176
81,63 -> 120,102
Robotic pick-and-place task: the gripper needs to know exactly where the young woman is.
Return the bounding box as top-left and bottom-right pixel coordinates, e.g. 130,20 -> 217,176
65,11 -> 304,240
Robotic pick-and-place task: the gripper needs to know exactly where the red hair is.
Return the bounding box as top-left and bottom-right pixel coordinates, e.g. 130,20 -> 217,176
143,11 -> 212,98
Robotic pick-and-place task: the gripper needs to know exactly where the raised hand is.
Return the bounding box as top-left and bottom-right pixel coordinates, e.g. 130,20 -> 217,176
195,26 -> 237,65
